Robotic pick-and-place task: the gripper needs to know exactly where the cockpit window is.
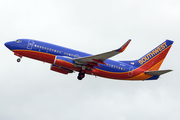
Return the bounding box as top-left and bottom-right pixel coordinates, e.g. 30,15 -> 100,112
15,40 -> 22,43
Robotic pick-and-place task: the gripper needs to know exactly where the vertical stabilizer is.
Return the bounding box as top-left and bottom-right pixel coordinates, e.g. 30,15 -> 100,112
137,40 -> 173,71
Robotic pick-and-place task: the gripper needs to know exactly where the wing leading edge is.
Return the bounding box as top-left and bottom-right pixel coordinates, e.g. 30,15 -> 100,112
74,39 -> 131,65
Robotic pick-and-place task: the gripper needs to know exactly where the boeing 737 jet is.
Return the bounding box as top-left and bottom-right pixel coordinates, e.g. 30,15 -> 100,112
5,39 -> 173,80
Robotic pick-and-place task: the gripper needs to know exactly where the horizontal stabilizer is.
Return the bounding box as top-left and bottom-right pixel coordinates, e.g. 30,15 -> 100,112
144,69 -> 173,76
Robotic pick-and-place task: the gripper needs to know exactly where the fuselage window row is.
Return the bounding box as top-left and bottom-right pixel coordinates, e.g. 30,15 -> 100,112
106,63 -> 125,70
34,45 -> 62,54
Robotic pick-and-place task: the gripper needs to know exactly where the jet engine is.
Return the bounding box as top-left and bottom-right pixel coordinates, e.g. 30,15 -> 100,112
53,56 -> 74,69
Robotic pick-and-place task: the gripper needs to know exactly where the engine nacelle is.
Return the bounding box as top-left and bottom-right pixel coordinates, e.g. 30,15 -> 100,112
54,56 -> 74,69
51,64 -> 73,74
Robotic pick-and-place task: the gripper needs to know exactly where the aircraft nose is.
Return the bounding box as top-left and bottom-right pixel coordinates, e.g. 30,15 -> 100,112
5,42 -> 9,47
4,42 -> 13,49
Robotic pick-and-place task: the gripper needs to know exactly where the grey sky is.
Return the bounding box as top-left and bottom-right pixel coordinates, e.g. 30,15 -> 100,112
1,0 -> 180,120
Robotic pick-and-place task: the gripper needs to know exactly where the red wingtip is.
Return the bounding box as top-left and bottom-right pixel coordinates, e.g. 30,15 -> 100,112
119,39 -> 131,52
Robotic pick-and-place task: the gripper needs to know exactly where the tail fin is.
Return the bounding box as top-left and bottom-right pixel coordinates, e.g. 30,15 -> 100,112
136,40 -> 173,71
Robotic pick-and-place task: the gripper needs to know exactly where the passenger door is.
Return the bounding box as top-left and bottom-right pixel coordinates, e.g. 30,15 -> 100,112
27,40 -> 34,50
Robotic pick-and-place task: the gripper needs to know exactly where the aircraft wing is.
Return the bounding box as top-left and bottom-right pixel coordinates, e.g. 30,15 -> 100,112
74,39 -> 131,66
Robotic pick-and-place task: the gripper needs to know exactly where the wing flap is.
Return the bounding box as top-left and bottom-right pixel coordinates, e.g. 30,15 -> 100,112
144,69 -> 173,76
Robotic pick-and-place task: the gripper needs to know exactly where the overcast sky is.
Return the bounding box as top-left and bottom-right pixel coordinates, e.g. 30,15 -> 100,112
1,0 -> 180,120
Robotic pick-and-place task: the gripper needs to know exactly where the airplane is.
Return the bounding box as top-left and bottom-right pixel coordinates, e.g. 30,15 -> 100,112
4,39 -> 173,81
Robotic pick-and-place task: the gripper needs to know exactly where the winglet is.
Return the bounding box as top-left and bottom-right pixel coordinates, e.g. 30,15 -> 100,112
115,39 -> 131,52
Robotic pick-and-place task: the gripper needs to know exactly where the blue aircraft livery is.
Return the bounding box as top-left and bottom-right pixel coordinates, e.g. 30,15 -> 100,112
5,39 -> 173,80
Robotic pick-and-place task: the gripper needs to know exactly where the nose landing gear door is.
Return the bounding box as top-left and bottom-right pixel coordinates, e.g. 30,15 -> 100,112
27,40 -> 34,50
